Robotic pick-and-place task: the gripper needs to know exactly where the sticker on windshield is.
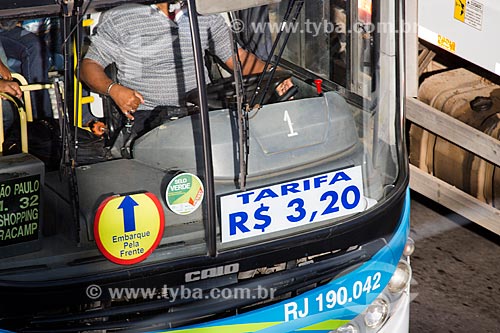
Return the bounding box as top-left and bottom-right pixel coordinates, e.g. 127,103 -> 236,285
166,173 -> 204,215
220,166 -> 366,243
94,192 -> 165,265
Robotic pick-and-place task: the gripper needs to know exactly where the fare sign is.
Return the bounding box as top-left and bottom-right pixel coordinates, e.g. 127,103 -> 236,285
220,166 -> 366,243
94,192 -> 165,265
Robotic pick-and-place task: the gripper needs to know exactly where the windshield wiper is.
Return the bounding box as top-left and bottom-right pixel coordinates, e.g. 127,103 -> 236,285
248,0 -> 304,109
230,1 -> 304,189
228,12 -> 249,190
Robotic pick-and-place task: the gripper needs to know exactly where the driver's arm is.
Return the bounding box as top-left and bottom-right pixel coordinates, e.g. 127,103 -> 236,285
224,48 -> 265,75
225,48 -> 294,96
80,8 -> 143,120
81,58 -> 144,120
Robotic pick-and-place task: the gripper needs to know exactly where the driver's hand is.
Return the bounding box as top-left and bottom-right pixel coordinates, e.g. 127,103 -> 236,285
276,78 -> 294,97
109,84 -> 144,120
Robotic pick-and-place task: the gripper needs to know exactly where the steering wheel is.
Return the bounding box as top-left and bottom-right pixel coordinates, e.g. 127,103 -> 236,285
185,70 -> 297,110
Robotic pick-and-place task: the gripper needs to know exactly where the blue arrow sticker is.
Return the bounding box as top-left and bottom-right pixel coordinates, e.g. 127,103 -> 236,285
118,196 -> 139,232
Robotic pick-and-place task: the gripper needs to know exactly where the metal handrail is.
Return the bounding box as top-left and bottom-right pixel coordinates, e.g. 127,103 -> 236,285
12,72 -> 53,122
0,92 -> 28,153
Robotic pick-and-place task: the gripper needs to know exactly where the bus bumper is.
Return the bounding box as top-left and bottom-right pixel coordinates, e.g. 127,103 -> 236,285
165,190 -> 412,333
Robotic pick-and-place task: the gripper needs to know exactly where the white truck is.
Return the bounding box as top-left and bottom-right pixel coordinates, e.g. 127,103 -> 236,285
408,0 -> 500,235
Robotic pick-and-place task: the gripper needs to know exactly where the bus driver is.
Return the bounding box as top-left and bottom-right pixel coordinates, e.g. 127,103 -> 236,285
81,1 -> 292,136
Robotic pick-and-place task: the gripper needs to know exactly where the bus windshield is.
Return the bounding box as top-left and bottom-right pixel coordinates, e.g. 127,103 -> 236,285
0,0 -> 404,276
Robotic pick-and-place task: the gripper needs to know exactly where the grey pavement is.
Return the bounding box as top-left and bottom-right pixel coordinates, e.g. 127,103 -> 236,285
409,191 -> 500,333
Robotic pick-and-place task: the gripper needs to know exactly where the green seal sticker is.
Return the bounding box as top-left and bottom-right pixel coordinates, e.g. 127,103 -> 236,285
166,173 -> 204,215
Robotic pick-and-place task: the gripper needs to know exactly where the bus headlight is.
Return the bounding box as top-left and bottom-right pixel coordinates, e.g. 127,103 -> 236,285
387,259 -> 412,293
403,237 -> 415,256
331,323 -> 359,333
363,297 -> 389,328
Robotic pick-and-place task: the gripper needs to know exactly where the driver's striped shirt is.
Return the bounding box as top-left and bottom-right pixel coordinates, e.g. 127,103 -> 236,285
85,4 -> 233,110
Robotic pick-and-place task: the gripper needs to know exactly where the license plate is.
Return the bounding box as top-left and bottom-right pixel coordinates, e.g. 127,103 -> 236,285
220,166 -> 366,243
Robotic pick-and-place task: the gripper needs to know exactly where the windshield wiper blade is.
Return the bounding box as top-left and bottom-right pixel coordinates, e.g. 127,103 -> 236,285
228,12 -> 249,190
249,0 -> 304,109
